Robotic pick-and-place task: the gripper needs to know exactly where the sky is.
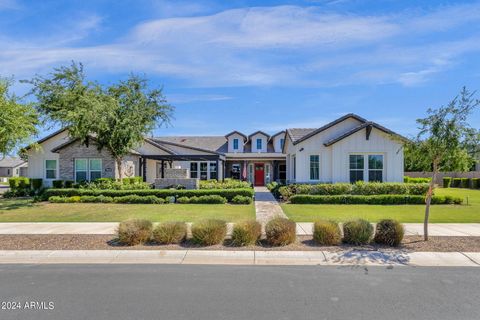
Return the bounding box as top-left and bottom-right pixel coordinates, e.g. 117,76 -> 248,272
1,0 -> 480,138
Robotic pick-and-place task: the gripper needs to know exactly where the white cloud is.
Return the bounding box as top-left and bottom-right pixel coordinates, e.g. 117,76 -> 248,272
1,3 -> 480,87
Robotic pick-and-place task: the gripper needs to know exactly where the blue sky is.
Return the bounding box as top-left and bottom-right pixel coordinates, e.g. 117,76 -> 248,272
1,0 -> 480,138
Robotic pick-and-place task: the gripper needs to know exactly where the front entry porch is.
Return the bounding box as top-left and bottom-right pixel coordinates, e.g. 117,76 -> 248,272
225,160 -> 287,186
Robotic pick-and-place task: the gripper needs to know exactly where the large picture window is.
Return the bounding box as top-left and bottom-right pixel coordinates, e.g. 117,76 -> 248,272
349,155 -> 364,183
310,155 -> 320,180
45,160 -> 57,179
75,159 -> 102,182
368,155 -> 384,182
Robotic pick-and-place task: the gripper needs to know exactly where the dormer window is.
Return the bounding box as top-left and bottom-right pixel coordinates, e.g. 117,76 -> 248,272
280,138 -> 285,149
233,138 -> 239,150
256,139 -> 262,150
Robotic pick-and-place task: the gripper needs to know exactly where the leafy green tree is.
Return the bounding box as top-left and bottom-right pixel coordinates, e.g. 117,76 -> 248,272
26,62 -> 173,179
0,78 -> 38,158
410,87 -> 479,240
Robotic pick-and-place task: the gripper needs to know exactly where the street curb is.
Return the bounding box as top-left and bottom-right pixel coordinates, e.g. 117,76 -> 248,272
0,250 -> 478,267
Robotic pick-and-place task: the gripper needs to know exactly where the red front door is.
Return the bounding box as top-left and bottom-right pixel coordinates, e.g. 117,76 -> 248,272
254,163 -> 265,186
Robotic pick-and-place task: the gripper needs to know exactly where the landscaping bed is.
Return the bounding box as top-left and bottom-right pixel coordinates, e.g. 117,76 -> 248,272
0,234 -> 478,252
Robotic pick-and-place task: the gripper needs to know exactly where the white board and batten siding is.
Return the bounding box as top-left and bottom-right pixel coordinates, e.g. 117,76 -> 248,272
26,130 -> 70,187
285,118 -> 404,183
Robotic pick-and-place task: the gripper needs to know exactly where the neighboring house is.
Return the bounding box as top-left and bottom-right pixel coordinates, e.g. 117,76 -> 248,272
25,114 -> 406,187
0,157 -> 28,182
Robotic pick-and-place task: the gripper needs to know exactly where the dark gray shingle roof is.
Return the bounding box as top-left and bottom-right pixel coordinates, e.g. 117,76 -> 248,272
0,157 -> 26,168
151,136 -> 228,154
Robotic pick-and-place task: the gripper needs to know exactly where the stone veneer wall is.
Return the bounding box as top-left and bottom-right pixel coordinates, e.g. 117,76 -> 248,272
58,140 -> 140,180
164,168 -> 189,179
155,178 -> 199,190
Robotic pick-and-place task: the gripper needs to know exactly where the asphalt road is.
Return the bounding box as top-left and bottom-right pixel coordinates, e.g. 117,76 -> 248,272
0,264 -> 479,320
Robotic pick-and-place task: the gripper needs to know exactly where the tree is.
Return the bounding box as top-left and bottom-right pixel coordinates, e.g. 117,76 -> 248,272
26,62 -> 173,180
411,87 -> 479,240
0,78 -> 38,158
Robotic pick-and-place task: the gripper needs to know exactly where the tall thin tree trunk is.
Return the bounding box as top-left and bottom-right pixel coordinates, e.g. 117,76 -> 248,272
116,157 -> 123,181
424,160 -> 438,241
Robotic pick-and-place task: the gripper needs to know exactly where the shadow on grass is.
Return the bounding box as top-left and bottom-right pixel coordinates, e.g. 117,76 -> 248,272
0,197 -> 37,211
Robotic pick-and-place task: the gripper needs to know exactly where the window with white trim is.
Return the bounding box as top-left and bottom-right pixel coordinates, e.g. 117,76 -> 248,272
190,162 -> 198,178
233,138 -> 239,150
368,155 -> 384,182
75,159 -> 88,182
209,162 -> 217,180
310,155 -> 320,180
256,138 -> 262,150
75,158 -> 102,182
280,138 -> 285,150
45,160 -> 57,179
349,155 -> 364,183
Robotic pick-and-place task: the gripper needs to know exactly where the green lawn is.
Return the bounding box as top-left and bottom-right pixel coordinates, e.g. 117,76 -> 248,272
282,188 -> 480,223
0,199 -> 255,222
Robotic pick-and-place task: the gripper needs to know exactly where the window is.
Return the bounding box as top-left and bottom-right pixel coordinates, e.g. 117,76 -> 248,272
45,160 -> 57,179
256,138 -> 262,150
209,162 -> 217,180
231,164 -> 241,180
368,155 -> 384,182
349,155 -> 364,183
15,169 -> 19,175
233,138 -> 239,150
248,164 -> 254,183
200,162 -> 208,180
280,138 -> 285,150
310,155 -> 320,180
278,164 -> 287,182
190,162 -> 198,178
75,159 -> 88,182
7,169 -> 10,175
89,159 -> 102,181
265,164 -> 271,184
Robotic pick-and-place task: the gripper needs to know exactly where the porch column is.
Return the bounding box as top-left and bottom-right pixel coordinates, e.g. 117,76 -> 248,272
142,157 -> 147,182
222,160 -> 226,181
216,159 -> 220,181
161,160 -> 165,178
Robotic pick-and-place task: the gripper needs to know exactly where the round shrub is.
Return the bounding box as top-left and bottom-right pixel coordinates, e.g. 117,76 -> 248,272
230,220 -> 261,246
117,219 -> 153,246
313,220 -> 342,245
342,219 -> 373,245
265,217 -> 296,246
231,195 -> 252,205
176,196 -> 190,204
374,219 -> 404,247
152,222 -> 187,244
191,219 -> 227,246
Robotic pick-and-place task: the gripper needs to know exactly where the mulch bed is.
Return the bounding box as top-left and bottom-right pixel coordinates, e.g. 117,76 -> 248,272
0,235 -> 479,252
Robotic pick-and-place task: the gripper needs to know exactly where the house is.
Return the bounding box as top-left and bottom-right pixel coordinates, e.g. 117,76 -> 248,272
24,114 -> 406,187
0,157 -> 28,182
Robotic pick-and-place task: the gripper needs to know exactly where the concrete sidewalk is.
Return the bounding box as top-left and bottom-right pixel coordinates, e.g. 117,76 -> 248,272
0,249 -> 478,266
0,222 -> 479,236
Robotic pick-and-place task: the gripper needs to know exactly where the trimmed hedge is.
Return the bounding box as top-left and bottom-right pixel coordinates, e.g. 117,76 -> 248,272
289,194 -> 463,205
49,195 -> 164,204
113,195 -> 165,204
200,179 -> 251,190
461,178 -> 470,189
443,177 -> 452,188
473,178 -> 480,189
403,176 -> 431,184
279,182 -> 429,200
42,188 -> 254,202
8,177 -> 30,190
451,178 -> 462,188
231,195 -> 253,204
177,195 -> 227,204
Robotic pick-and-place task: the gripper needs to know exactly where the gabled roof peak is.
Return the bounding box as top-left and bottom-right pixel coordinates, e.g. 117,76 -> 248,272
225,131 -> 248,141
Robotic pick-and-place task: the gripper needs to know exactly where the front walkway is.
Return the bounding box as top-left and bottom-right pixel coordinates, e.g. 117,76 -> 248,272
254,186 -> 287,222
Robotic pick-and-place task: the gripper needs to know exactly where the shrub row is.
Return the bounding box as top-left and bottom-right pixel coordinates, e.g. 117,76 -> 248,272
289,194 -> 463,205
49,195 -> 165,204
43,188 -> 254,202
6,177 -> 43,197
199,179 -> 252,190
278,182 -> 429,200
313,219 -> 404,247
116,217 -> 404,248
403,176 -> 432,184
443,177 -> 480,189
176,195 -> 227,204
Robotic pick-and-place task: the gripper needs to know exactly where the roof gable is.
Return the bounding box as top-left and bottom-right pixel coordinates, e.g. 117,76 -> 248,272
289,113 -> 367,145
248,131 -> 270,140
225,131 -> 248,142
